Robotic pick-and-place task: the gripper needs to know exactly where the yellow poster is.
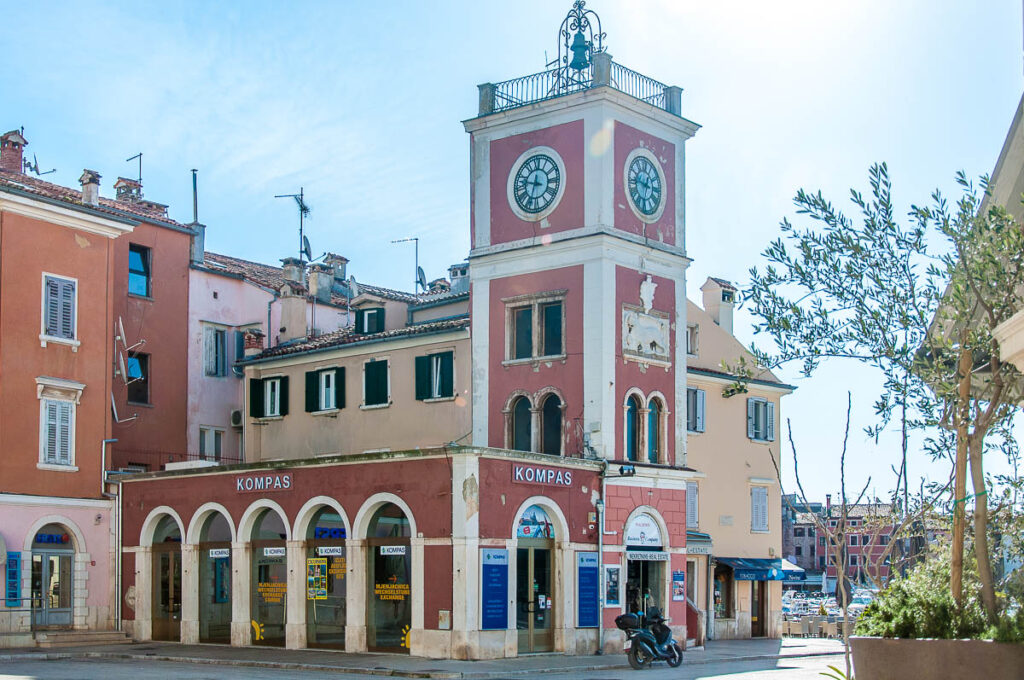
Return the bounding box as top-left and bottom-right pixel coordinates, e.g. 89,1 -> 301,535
307,557 -> 327,600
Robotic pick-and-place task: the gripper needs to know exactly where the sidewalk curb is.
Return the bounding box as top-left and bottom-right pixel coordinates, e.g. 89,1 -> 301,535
0,648 -> 846,677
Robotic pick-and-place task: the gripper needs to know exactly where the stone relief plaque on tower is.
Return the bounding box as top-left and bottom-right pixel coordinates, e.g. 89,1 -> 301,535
622,275 -> 670,364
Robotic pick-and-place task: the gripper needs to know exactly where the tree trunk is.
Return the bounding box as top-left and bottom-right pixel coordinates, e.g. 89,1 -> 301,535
968,433 -> 998,622
951,345 -> 971,604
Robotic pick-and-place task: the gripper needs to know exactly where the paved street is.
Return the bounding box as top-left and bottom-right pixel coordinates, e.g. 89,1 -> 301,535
0,654 -> 847,680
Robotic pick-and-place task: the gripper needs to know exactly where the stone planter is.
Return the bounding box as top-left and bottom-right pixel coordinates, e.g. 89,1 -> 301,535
850,635 -> 1024,680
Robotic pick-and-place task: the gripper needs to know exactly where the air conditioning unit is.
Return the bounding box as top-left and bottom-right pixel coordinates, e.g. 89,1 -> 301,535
230,409 -> 244,428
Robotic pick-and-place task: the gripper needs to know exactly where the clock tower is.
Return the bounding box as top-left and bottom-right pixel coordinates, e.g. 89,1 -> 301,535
465,2 -> 699,466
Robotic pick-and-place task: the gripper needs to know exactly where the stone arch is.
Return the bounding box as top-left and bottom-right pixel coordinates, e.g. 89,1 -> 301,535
353,492 -> 417,539
293,495 -> 351,541
623,505 -> 671,547
237,499 -> 291,542
511,495 -> 570,542
185,502 -> 236,545
139,506 -> 186,547
23,514 -> 87,552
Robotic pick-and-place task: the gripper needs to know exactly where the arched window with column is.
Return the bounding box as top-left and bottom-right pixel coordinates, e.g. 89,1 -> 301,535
511,396 -> 532,452
625,395 -> 642,461
647,397 -> 663,464
540,393 -> 562,455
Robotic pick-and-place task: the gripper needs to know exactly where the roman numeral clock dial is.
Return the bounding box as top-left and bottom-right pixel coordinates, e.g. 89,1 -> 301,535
512,153 -> 561,215
627,155 -> 663,218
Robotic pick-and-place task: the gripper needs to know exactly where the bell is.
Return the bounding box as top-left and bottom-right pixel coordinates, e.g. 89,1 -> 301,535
568,30 -> 590,71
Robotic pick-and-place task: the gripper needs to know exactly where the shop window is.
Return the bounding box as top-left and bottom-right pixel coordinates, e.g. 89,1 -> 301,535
686,387 -> 705,433
415,351 -> 453,400
355,308 -> 385,334
646,397 -> 663,463
306,368 -> 344,411
505,293 -> 566,361
713,564 -> 734,618
747,397 -> 775,441
249,376 -> 289,418
625,395 -> 641,461
128,244 -> 152,297
540,393 -> 562,455
198,427 -> 223,460
686,481 -> 699,529
511,396 -> 532,452
363,359 -> 389,407
751,486 -> 769,533
203,325 -> 228,377
126,352 -> 150,404
42,274 -> 77,342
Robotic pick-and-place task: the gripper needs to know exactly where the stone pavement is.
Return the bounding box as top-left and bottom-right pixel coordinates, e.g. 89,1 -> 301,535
0,637 -> 845,678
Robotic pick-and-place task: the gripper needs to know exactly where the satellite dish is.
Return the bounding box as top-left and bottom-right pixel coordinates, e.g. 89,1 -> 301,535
417,266 -> 428,292
116,317 -> 127,348
117,353 -> 129,385
348,275 -> 360,298
302,235 -> 312,261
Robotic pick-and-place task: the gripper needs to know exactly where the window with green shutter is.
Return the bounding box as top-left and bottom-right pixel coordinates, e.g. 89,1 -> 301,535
355,308 -> 385,334
364,360 -> 389,406
306,368 -> 344,411
415,351 -> 454,400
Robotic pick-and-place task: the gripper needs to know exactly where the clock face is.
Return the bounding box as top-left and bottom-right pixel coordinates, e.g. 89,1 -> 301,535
512,154 -> 561,214
627,156 -> 663,217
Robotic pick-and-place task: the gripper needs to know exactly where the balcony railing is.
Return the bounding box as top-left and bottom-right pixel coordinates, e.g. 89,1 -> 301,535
480,54 -> 681,117
109,448 -> 243,473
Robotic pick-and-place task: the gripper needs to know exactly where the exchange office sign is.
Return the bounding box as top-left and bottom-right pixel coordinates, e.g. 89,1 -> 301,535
236,473 -> 293,493
512,463 -> 573,487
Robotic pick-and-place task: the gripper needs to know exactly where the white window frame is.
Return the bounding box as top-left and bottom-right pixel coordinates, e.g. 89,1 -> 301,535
320,369 -> 337,410
747,397 -> 775,442
750,485 -> 769,533
360,356 -> 391,410
686,323 -> 698,356
39,272 -> 80,351
429,353 -> 443,399
686,480 -> 699,529
849,554 -> 858,567
502,290 -> 568,364
686,386 -> 705,433
199,426 -> 224,460
849,534 -> 859,546
35,377 -> 84,472
264,377 -> 282,417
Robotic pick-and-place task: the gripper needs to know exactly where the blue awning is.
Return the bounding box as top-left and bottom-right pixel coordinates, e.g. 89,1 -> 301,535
717,557 -> 805,581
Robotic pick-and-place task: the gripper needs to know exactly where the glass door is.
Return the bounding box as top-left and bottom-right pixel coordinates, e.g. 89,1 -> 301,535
251,542 -> 287,646
751,580 -> 766,637
31,552 -> 73,628
367,540 -> 411,652
199,544 -> 231,644
152,547 -> 182,641
516,540 -> 554,653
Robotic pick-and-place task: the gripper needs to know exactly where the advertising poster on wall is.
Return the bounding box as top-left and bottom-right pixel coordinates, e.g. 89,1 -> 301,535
577,552 -> 599,627
307,558 -> 328,600
671,570 -> 686,602
480,549 -> 508,630
604,564 -> 621,607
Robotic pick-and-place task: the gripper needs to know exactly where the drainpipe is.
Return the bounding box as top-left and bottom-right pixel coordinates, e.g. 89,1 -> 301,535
100,439 -> 117,496
100,438 -> 120,632
596,457 -> 615,655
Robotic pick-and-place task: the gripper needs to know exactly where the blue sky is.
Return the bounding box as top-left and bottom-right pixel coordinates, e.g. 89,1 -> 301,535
4,1 -> 1022,501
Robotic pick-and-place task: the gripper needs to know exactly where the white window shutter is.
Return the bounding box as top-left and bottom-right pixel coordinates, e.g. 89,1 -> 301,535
696,389 -> 706,433
752,486 -> 768,531
57,402 -> 71,464
203,326 -> 215,375
766,401 -> 776,441
686,481 -> 699,529
747,398 -> 756,439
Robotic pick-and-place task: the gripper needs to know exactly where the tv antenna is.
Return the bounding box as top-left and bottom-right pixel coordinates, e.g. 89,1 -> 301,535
23,153 -> 55,176
126,153 -> 142,183
275,187 -> 312,263
392,237 -> 425,292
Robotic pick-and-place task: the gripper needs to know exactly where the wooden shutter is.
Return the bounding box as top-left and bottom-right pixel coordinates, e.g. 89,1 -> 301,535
57,402 -> 71,464
233,330 -> 245,376
44,401 -> 59,463
686,481 -> 699,529
365,360 -> 388,405
766,401 -> 776,441
249,378 -> 265,418
372,309 -> 385,332
439,351 -> 454,397
752,486 -> 768,531
278,376 -> 289,416
355,310 -> 365,333
45,277 -> 60,336
204,326 -> 216,375
695,389 -> 706,433
414,355 -> 430,400
305,370 -> 319,411
336,368 -> 345,409
747,398 -> 756,439
59,279 -> 75,339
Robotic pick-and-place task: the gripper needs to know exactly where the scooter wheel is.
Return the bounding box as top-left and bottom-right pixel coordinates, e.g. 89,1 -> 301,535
628,645 -> 653,670
666,643 -> 683,668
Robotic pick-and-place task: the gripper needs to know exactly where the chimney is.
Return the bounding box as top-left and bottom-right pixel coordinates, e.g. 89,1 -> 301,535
308,263 -> 333,304
428,278 -> 451,294
278,279 -> 308,344
243,328 -> 265,357
448,262 -> 469,294
0,129 -> 27,174
280,257 -> 305,285
700,277 -> 737,335
114,177 -> 143,203
190,223 -> 206,266
826,494 -> 832,516
324,252 -> 348,282
79,169 -> 101,206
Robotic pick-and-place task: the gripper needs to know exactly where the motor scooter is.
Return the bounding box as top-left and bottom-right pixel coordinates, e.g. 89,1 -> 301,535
614,606 -> 683,669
